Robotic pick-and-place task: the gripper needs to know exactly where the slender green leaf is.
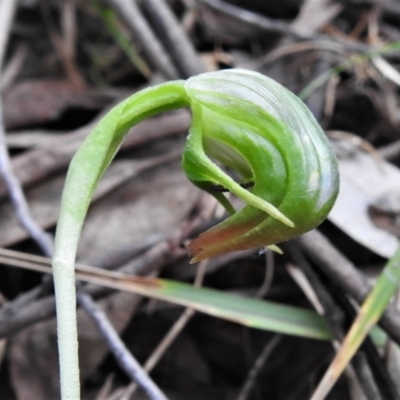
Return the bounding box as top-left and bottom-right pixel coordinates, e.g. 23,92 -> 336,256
311,245 -> 400,400
73,264 -> 335,341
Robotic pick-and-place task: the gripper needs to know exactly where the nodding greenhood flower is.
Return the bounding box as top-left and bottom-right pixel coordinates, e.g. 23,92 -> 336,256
53,68 -> 339,399
181,69 -> 339,262
55,68 -> 340,267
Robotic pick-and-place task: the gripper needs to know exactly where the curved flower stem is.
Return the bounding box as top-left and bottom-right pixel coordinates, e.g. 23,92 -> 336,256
52,81 -> 188,399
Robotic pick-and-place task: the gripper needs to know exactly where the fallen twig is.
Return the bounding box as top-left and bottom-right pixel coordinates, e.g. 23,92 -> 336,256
106,0 -> 179,79
142,0 -> 206,77
0,109 -> 190,200
197,0 -> 398,55
78,291 -> 168,400
298,230 -> 400,345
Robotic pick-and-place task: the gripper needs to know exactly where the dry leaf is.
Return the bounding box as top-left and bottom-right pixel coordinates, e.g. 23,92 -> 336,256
3,80 -> 116,129
328,150 -> 400,258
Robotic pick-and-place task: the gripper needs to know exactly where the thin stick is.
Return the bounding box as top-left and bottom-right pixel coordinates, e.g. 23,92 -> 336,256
0,99 -> 54,256
235,335 -> 282,400
0,0 -> 54,257
298,230 -> 400,345
106,0 -> 179,79
196,0 -> 394,54
0,0 -> 17,70
142,0 -> 206,77
379,139 -> 400,160
0,44 -> 27,91
40,0 -> 85,87
256,250 -> 274,299
144,260 -> 208,371
310,245 -> 400,400
286,263 -> 387,400
62,0 -> 76,59
117,257 -> 210,399
77,291 -> 168,400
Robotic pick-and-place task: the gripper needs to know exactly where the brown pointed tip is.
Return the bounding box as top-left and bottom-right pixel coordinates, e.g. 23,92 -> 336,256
188,238 -> 224,263
189,253 -> 211,264
189,246 -> 218,263
188,245 -> 206,264
187,238 -> 211,263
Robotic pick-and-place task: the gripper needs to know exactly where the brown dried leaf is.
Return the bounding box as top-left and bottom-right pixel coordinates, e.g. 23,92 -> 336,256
78,160 -> 199,262
0,153 -> 180,247
329,150 -> 400,258
291,0 -> 342,35
3,80 -> 117,129
0,110 -> 190,200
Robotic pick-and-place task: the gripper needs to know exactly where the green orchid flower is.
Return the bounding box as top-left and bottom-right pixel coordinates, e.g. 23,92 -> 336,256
52,69 -> 339,399
182,69 -> 339,261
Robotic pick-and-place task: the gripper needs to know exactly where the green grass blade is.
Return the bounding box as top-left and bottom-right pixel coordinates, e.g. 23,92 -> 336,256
157,279 -> 333,340
93,4 -> 152,79
74,266 -> 334,341
310,245 -> 400,400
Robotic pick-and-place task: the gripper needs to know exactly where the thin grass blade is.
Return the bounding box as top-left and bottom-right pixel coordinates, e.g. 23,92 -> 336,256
310,245 -> 400,400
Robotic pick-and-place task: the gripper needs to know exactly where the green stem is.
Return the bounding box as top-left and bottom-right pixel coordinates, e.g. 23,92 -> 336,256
52,81 -> 188,399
